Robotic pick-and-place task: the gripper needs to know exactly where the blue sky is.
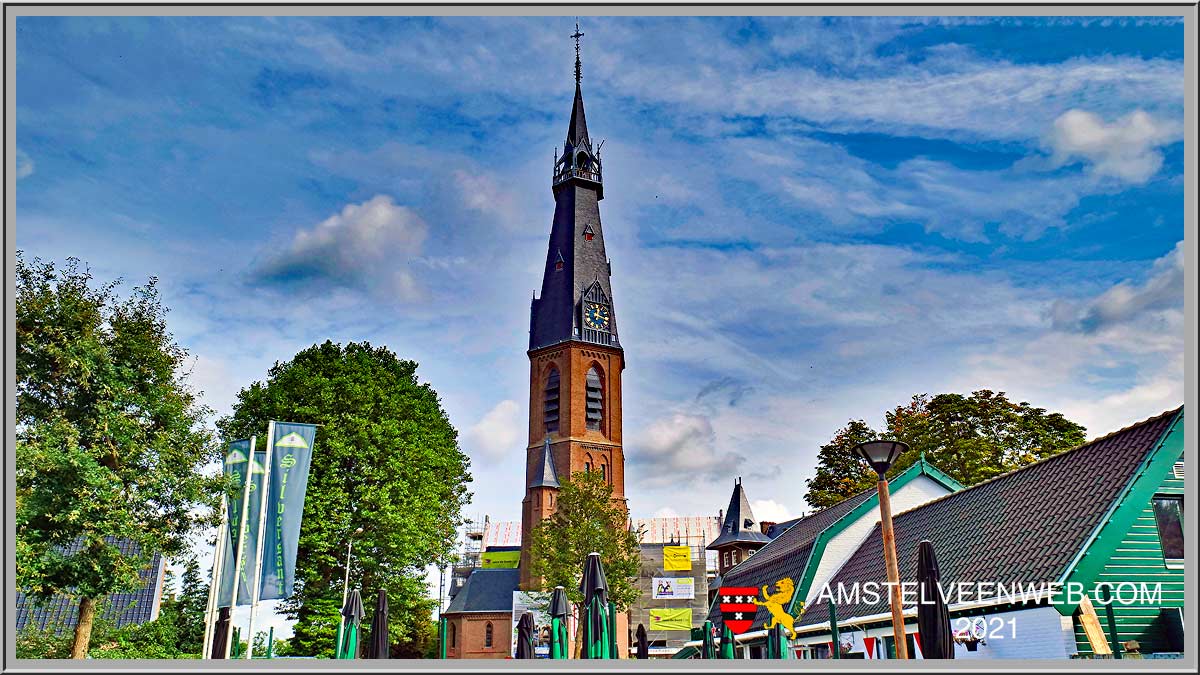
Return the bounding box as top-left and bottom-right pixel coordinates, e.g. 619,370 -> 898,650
15,14 -> 1186,620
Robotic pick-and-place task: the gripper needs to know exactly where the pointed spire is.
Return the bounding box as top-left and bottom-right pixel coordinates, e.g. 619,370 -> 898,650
529,436 -> 560,489
706,479 -> 770,550
566,21 -> 589,146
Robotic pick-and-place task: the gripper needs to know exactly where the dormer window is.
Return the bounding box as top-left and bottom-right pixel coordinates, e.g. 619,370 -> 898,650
583,224 -> 595,241
554,250 -> 564,272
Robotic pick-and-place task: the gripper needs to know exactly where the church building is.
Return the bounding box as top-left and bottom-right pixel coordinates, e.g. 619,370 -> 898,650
442,27 -> 631,658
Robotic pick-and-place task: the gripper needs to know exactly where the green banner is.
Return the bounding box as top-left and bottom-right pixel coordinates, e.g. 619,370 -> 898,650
217,439 -> 252,607
258,422 -> 317,600
481,550 -> 521,568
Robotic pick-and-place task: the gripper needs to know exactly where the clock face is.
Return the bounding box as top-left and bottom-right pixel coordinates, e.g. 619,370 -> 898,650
584,302 -> 611,330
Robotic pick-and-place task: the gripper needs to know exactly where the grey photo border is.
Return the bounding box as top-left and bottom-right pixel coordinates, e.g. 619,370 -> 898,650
3,2 -> 1196,673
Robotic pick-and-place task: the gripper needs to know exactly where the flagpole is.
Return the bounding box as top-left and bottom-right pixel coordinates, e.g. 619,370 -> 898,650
224,437 -> 255,658
202,496 -> 229,659
246,428 -> 274,658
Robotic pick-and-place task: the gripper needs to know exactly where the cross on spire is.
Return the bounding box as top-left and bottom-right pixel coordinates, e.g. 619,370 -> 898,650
571,20 -> 584,85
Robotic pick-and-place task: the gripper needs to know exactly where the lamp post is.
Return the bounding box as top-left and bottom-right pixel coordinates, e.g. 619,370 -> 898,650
853,440 -> 909,660
335,526 -> 364,657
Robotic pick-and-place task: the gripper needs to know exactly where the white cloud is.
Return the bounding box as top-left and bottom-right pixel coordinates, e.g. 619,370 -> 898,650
652,506 -> 680,519
1046,109 -> 1181,183
1051,241 -> 1184,333
750,499 -> 794,525
16,149 -> 34,179
254,195 -> 428,300
463,399 -> 523,463
628,412 -> 744,485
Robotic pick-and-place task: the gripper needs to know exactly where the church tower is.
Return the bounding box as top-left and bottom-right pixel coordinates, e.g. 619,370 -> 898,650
520,25 -> 626,591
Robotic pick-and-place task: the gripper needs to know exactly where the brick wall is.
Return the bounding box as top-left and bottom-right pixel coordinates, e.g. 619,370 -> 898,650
444,612 -> 512,660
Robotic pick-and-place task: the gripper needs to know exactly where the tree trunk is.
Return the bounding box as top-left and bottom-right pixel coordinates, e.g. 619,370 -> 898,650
70,596 -> 97,659
573,605 -> 584,659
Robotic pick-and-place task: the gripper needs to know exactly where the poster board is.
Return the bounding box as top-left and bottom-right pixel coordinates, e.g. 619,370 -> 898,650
651,577 -> 695,599
662,545 -> 691,571
481,550 -> 520,568
648,607 -> 693,631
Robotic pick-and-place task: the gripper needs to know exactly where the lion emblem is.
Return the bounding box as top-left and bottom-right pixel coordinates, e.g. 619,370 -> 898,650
753,577 -> 797,638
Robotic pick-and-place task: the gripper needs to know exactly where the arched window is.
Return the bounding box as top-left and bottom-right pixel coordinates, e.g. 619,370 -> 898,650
600,462 -> 607,484
485,622 -> 493,648
585,366 -> 603,432
585,453 -> 593,473
544,367 -> 560,434
449,622 -> 457,648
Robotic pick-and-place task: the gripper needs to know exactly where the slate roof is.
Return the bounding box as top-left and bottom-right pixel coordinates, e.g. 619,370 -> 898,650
528,436 -> 561,489
567,83 -> 589,147
530,81 -> 618,352
443,568 -> 520,614
798,407 -> 1181,628
707,479 -> 771,550
705,485 -> 878,627
765,516 -> 803,539
17,538 -> 164,633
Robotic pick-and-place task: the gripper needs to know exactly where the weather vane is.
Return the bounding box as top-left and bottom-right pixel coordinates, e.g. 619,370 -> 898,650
571,20 -> 584,85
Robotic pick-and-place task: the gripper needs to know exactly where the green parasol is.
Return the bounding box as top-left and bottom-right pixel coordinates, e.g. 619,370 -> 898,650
549,586 -> 571,659
336,589 -> 364,659
580,552 -> 613,659
701,620 -> 716,659
720,623 -> 735,659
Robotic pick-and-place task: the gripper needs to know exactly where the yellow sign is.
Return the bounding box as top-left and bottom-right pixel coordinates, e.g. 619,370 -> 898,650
648,608 -> 693,631
662,545 -> 691,571
481,550 -> 521,568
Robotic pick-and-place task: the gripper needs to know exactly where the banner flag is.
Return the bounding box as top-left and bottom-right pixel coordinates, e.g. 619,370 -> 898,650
662,546 -> 691,571
234,449 -> 268,605
651,577 -> 695,600
216,440 -> 252,607
648,608 -> 692,631
257,422 -> 317,600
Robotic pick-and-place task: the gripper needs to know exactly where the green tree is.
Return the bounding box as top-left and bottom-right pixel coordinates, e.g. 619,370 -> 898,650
527,471 -> 642,658
173,558 -> 208,654
15,254 -> 224,658
805,390 -> 1087,508
217,340 -> 472,658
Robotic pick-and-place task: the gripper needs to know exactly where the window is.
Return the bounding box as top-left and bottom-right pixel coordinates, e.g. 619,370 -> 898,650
732,550 -> 740,565
586,367 -> 603,431
485,622 -> 493,648
544,368 -> 560,434
585,454 -> 593,473
600,462 -> 607,483
554,250 -> 565,272
448,623 -> 456,648
723,551 -> 730,568
1153,496 -> 1184,563
583,224 -> 596,241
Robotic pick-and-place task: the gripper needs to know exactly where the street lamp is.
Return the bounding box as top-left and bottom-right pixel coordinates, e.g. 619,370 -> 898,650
853,440 -> 910,660
342,527 -> 365,607
335,526 -> 364,657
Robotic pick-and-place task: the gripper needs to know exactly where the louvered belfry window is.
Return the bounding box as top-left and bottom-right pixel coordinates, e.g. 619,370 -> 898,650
544,368 -> 560,434
586,367 -> 603,431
